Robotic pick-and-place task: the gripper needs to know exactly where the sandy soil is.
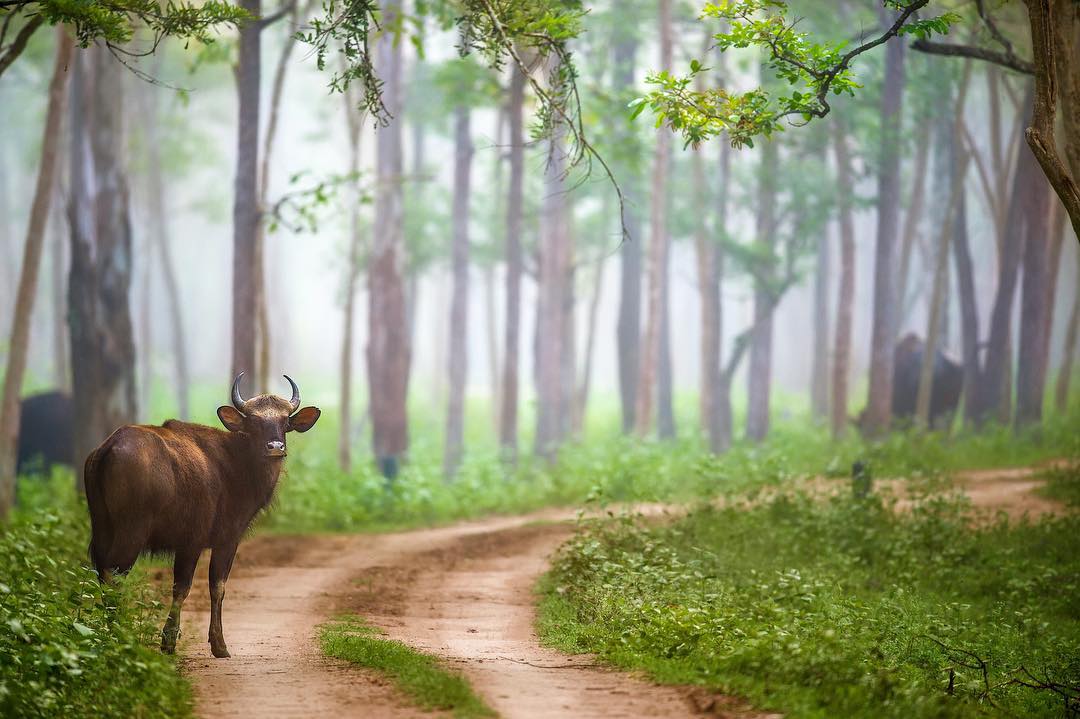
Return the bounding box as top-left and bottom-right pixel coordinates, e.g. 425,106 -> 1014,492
175,462 -> 1070,718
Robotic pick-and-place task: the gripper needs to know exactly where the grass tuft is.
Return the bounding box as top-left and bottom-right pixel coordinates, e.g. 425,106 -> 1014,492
320,616 -> 496,718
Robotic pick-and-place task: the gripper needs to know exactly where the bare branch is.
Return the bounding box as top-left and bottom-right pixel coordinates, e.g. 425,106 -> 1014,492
911,38 -> 1034,74
0,13 -> 42,78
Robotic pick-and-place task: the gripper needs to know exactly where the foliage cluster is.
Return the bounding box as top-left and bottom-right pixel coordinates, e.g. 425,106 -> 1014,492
0,477 -> 191,719
320,616 -> 495,718
541,477 -> 1080,717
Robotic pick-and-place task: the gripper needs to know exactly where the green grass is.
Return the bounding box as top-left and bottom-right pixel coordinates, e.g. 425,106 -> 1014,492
320,616 -> 495,718
539,477 -> 1080,718
1038,461 -> 1080,507
0,474 -> 191,718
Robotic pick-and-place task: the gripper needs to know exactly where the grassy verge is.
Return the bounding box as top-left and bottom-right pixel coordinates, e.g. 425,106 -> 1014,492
0,475 -> 191,718
1038,461 -> 1080,507
320,616 -> 495,718
539,471 -> 1080,718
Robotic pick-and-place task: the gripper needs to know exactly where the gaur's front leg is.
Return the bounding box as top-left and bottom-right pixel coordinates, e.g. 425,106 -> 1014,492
208,541 -> 239,658
161,551 -> 199,654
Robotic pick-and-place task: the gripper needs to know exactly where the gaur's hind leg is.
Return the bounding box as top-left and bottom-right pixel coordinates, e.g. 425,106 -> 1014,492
208,541 -> 239,658
161,550 -> 199,654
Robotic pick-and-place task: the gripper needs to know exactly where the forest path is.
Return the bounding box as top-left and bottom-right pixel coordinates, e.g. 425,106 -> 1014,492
176,461 -> 1069,718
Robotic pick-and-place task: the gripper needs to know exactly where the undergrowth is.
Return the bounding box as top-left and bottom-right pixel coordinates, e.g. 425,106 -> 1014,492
320,616 -> 495,718
540,476 -> 1080,718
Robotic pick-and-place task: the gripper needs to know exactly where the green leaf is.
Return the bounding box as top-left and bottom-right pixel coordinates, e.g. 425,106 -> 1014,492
73,622 -> 95,637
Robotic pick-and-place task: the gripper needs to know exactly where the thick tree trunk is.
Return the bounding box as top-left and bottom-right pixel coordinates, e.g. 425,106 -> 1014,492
368,0 -> 410,477
810,226 -> 831,421
1057,251 -> 1080,412
444,105 -> 473,478
145,77 -> 190,419
831,123 -> 856,439
864,31 -> 906,436
635,0 -> 672,437
613,38 -> 642,434
1015,170 -> 1054,427
231,0 -> 261,393
0,30 -> 73,517
499,66 -> 525,458
746,137 -> 778,443
338,89 -> 365,473
67,42 -> 138,492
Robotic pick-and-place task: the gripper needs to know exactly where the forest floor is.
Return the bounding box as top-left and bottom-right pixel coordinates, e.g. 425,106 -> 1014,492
176,463 -> 1069,719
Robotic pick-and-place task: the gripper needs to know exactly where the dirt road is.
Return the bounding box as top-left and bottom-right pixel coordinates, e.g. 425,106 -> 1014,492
178,463 -> 1069,718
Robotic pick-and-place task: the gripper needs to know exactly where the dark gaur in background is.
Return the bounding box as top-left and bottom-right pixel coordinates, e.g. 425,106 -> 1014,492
83,374 -> 320,657
16,391 -> 74,476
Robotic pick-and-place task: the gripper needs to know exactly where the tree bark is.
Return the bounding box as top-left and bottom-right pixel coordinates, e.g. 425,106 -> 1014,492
635,0 -> 672,437
831,122 -> 856,439
0,29 -> 73,517
231,0 -> 261,393
498,66 -> 525,458
338,87 -> 365,473
746,136 -> 778,443
613,38 -> 642,435
367,0 -> 410,477
444,105 -> 473,478
67,42 -> 138,492
864,27 -> 906,436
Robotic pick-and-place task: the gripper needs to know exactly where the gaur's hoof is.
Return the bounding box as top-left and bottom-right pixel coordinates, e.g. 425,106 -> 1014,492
210,643 -> 231,659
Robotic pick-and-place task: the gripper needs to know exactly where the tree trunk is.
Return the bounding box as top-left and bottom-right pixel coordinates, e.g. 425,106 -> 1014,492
896,120 -> 932,324
693,140 -> 721,446
444,105 -> 473,478
0,30 -> 73,517
559,219 -> 576,442
231,0 -> 261,393
831,122 -> 856,439
1056,251 -> 1080,412
67,42 -> 138,492
338,87 -> 365,473
864,27 -> 906,437
575,254 -> 606,435
810,225 -> 831,421
952,192 -> 980,425
657,222 -> 675,440
498,66 -> 525,458
367,0 -> 410,478
1015,167 -> 1054,427
50,187 -> 69,391
635,0 -> 672,437
978,91 -> 1039,424
145,74 -> 190,419
746,136 -> 778,443
483,264 -> 498,427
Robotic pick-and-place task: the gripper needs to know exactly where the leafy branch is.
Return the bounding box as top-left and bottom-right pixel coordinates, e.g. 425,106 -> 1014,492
634,0 -> 958,148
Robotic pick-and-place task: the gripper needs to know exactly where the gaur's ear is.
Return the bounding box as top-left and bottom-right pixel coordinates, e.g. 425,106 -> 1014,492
217,406 -> 245,432
288,406 -> 321,433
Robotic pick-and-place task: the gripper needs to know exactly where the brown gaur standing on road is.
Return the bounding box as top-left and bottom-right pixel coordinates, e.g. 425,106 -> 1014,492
83,374 -> 320,657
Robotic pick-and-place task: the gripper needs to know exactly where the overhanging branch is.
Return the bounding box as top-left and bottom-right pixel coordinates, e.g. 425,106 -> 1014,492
911,38 -> 1034,74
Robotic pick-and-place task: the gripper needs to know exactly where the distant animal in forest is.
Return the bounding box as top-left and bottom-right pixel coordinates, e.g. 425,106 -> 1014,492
17,391 -> 74,475
83,374 -> 320,657
856,334 -> 963,432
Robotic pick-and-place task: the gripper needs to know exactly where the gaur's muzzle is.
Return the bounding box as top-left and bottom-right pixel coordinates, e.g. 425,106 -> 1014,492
265,440 -> 286,458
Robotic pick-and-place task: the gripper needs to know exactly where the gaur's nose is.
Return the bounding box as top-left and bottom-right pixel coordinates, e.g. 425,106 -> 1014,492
266,440 -> 286,457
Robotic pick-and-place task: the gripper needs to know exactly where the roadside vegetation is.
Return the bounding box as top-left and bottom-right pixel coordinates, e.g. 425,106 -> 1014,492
321,616 -> 495,719
539,464 -> 1080,718
0,476 -> 191,719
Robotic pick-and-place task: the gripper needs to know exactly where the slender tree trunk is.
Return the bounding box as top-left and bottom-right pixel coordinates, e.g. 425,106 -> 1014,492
231,0 -> 261,393
831,122 -> 856,439
338,88 -> 365,473
444,105 -> 473,478
864,28 -> 906,436
50,187 -> 68,391
137,217 -> 154,418
1056,251 -> 1080,412
896,121 -> 932,325
979,92 -> 1039,424
657,215 -> 675,440
952,192 -> 980,425
368,0 -> 410,477
635,0 -> 672,437
0,30 -> 73,517
693,140 -> 721,445
1015,168 -> 1054,428
559,218 -> 576,442
746,136 -> 778,443
145,76 -> 190,419
575,254 -> 606,435
614,38 -> 642,434
810,225 -> 831,421
499,66 -> 525,458
67,42 -> 138,492
483,265 -> 498,426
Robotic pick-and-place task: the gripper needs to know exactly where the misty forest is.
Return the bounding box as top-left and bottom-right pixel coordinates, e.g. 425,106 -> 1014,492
1,0 -> 1079,717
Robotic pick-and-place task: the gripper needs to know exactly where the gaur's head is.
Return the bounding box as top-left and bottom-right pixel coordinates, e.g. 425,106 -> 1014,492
217,373 -> 320,458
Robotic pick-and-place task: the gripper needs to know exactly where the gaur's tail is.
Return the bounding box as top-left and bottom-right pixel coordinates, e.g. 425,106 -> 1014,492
83,446 -> 112,580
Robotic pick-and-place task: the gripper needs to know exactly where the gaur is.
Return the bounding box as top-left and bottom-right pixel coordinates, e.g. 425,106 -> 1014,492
17,391 -> 74,475
83,374 -> 320,657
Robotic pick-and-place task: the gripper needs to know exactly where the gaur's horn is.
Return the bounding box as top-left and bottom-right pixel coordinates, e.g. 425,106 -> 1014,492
284,374 -> 301,413
231,373 -> 250,413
